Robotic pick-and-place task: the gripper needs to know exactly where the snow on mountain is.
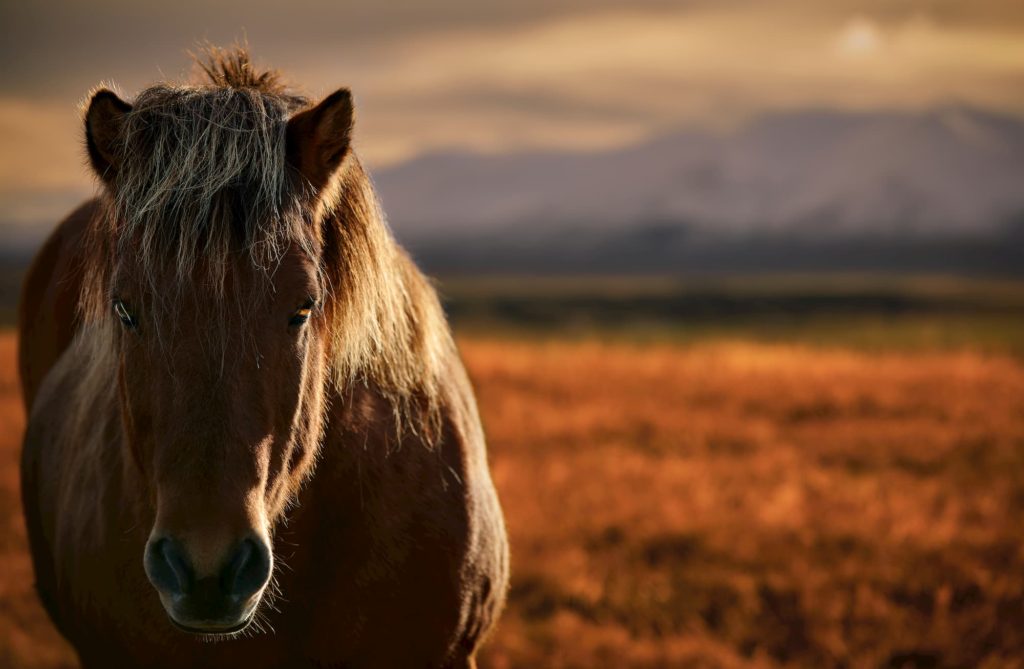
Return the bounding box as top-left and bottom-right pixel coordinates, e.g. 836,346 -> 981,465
373,106 -> 1024,243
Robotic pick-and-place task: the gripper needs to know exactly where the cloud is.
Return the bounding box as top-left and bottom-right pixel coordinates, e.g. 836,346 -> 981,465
1,0 -> 1024,243
0,98 -> 85,190
836,16 -> 883,58
334,5 -> 1024,162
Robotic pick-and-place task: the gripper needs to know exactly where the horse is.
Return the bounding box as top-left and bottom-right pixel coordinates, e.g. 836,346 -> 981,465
18,48 -> 508,669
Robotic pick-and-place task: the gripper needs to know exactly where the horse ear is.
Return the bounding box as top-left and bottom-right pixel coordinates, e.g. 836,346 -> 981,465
286,88 -> 355,192
85,89 -> 132,183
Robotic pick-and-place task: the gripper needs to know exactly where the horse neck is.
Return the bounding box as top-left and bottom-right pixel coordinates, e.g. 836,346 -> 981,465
322,164 -> 455,422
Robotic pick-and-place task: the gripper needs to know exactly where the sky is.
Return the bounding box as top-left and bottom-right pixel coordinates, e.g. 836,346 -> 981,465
1,0 -> 1024,244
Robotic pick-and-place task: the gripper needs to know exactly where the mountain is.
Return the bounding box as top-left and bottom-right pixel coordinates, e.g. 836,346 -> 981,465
373,106 -> 1024,274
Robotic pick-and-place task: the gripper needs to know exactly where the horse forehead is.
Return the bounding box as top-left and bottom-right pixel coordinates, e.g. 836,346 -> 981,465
115,243 -> 318,298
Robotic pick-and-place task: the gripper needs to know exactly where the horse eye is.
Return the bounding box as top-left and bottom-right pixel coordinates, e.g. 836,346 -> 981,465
289,299 -> 316,328
112,299 -> 138,330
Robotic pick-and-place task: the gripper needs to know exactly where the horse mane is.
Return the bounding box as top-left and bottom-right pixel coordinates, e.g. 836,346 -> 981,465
79,47 -> 453,432
193,46 -> 296,98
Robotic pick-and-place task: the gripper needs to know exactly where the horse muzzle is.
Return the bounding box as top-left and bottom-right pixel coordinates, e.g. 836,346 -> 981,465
144,534 -> 272,635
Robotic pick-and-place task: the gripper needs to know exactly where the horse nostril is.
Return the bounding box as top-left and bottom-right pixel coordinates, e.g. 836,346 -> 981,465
145,537 -> 194,596
220,537 -> 271,601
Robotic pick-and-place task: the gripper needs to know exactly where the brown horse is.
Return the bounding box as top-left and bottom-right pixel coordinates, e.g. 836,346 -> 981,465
18,48 -> 508,668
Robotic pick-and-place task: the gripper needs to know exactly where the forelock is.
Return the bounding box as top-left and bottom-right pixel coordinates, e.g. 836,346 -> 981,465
112,84 -> 307,275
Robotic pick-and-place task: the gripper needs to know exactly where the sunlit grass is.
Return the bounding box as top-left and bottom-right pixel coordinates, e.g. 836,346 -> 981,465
2,290 -> 1023,667
464,337 -> 1024,668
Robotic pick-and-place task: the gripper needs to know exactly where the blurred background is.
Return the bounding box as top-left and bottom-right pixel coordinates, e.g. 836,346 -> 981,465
1,1 -> 1024,668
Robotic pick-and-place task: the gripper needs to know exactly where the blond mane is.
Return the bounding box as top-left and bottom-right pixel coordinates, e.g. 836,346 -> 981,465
79,48 -> 453,432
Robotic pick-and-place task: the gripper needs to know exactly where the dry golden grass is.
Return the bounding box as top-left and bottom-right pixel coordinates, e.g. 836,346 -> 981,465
463,338 -> 1024,669
2,332 -> 1024,668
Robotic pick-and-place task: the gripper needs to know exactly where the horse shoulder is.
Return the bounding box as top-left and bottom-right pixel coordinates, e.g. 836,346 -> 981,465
438,355 -> 511,659
21,341 -> 96,640
288,352 -> 508,665
22,328 -> 148,647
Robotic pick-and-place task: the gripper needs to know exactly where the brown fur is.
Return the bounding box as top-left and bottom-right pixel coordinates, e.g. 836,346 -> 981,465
20,48 -> 508,668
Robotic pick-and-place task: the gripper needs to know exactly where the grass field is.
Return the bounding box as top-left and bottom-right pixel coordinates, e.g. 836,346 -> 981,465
438,275 -> 1024,357
466,338 -> 1024,668
1,275 -> 1023,667
2,328 -> 1024,668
